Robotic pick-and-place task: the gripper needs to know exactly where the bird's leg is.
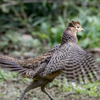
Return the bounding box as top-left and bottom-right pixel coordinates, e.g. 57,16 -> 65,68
20,80 -> 43,100
41,83 -> 54,100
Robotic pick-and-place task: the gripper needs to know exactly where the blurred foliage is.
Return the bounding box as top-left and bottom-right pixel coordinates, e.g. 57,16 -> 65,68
0,0 -> 100,55
0,0 -> 100,99
0,70 -> 17,81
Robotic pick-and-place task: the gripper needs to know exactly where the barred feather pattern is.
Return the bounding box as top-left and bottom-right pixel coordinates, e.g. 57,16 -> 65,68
41,42 -> 99,83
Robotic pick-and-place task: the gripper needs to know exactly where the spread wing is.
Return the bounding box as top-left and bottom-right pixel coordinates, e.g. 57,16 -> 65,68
42,43 -> 99,83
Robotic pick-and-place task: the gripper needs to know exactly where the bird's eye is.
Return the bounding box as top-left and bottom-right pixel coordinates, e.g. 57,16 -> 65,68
77,26 -> 79,28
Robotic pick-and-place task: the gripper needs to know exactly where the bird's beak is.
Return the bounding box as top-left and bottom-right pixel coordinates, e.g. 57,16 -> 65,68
81,28 -> 85,31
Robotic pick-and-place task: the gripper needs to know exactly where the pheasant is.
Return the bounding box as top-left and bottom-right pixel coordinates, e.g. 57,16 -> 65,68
0,20 -> 99,100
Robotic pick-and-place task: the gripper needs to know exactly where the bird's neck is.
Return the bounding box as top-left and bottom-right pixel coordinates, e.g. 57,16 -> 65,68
61,27 -> 78,45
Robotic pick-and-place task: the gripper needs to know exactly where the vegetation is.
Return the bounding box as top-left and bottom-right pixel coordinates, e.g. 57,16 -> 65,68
0,0 -> 100,99
0,0 -> 100,54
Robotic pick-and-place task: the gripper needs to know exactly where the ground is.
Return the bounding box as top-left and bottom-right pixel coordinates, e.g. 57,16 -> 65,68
0,79 -> 100,100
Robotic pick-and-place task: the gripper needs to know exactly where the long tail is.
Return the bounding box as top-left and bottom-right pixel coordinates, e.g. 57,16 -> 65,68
0,44 -> 60,78
0,55 -> 37,78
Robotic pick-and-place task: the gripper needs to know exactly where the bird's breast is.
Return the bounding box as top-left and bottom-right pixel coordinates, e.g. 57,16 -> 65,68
44,70 -> 61,79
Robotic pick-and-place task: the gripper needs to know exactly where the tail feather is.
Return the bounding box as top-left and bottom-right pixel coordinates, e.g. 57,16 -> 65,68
0,55 -> 35,78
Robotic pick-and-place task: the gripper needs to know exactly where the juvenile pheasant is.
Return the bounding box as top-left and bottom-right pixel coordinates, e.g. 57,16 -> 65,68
0,20 -> 99,100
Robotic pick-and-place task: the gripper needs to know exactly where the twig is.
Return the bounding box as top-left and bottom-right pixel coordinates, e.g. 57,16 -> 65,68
87,48 -> 100,53
0,0 -> 99,9
76,2 -> 100,8
23,0 -> 63,3
0,0 -> 63,9
0,1 -> 19,9
65,92 -> 77,97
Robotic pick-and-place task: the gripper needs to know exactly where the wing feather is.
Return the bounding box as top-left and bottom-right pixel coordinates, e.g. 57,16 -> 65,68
42,43 -> 99,83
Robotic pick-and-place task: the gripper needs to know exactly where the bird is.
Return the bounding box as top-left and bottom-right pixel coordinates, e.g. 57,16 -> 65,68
0,20 -> 99,100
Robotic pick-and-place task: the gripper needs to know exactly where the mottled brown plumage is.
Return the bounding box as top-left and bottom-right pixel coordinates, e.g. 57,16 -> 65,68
0,20 -> 99,100
0,44 -> 60,78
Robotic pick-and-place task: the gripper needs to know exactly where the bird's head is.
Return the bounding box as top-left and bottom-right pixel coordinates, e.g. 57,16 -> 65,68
68,20 -> 85,33
61,20 -> 84,44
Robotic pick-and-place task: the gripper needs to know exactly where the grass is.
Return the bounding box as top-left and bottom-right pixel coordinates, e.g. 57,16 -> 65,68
0,69 -> 100,99
62,81 -> 100,97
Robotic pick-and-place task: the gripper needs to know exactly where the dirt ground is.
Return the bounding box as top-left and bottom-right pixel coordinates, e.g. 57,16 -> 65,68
0,79 -> 100,100
0,48 -> 100,100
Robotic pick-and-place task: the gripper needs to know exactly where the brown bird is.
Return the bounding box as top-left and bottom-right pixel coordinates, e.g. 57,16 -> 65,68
0,20 -> 99,100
